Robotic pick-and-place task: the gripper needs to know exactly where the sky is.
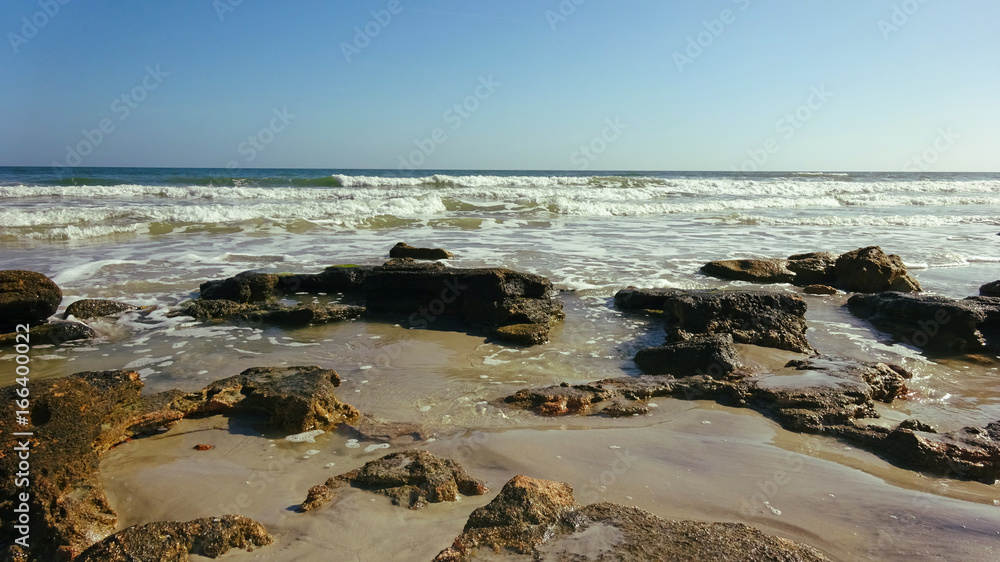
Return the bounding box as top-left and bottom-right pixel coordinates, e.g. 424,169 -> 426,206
1,0 -> 998,172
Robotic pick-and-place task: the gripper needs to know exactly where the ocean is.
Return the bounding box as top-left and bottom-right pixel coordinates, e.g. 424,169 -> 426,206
2,167 -> 1000,560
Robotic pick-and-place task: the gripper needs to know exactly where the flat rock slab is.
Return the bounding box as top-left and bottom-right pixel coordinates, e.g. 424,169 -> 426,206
175,299 -> 365,327
700,258 -> 795,284
847,291 -> 999,354
615,288 -> 812,353
75,515 -> 273,561
634,334 -> 739,377
300,450 -> 488,511
434,475 -> 829,561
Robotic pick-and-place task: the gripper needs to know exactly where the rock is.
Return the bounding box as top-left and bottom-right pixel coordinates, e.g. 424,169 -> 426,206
601,399 -> 649,417
499,359 -> 1000,483
434,476 -> 829,561
435,475 -> 575,558
617,288 -> 812,353
787,252 -> 838,286
197,263 -> 562,346
75,515 -> 273,561
64,299 -> 139,319
700,258 -> 795,284
847,292 -> 992,354
0,370 -> 155,560
300,450 -> 488,511
634,334 -> 739,377
349,414 -> 426,444
171,366 -> 360,433
0,365 -> 359,558
193,444 -> 213,451
0,321 -> 96,347
200,271 -> 280,303
493,323 -> 550,345
0,270 -> 62,329
389,242 -> 454,260
803,284 -> 837,295
881,421 -> 1000,483
980,280 -> 1000,297
834,246 -> 921,293
174,299 -> 364,327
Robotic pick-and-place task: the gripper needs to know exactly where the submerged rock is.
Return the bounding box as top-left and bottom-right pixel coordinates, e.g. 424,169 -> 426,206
434,475 -> 830,561
200,271 -> 280,303
0,365 -> 358,558
847,291 -> 998,354
300,450 -> 488,511
64,298 -> 140,319
834,246 -> 921,293
0,320 -> 96,347
700,258 -> 796,284
389,242 -> 454,260
0,269 -> 62,329
615,288 -> 812,353
174,299 -> 365,327
75,515 -> 273,561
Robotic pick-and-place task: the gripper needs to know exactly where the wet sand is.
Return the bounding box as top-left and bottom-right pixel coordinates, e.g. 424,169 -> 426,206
86,290 -> 1000,561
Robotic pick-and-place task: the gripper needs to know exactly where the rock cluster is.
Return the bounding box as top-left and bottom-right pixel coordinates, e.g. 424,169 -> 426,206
0,365 -> 356,559
193,256 -> 563,345
700,246 -> 921,293
434,475 -> 830,561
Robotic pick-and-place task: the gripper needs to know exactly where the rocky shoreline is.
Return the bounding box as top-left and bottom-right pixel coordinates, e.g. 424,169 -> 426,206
2,244 -> 999,560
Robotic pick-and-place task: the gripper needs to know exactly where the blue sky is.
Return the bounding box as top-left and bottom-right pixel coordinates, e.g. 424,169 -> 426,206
1,0 -> 997,171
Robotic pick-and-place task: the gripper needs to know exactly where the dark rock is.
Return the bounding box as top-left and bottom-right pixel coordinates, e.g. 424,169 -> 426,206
170,366 -> 360,433
700,258 -> 795,284
980,280 -> 1000,297
75,515 -> 273,561
493,323 -> 550,345
834,246 -> 921,293
847,292 -> 991,354
300,450 -> 488,511
389,242 -> 454,260
634,334 -> 739,377
617,289 -> 812,353
803,284 -> 838,295
434,476 -> 829,561
787,252 -> 838,286
0,321 -> 96,347
198,263 -> 562,346
0,270 -> 62,329
200,271 -> 280,303
174,299 -> 364,327
65,299 -> 139,319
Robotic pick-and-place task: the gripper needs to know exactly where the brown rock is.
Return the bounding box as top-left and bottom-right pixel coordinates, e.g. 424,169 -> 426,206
700,258 -> 795,284
434,476 -> 830,561
199,271 -> 280,303
0,321 -> 96,347
834,246 -> 921,293
299,450 -> 488,511
803,284 -> 837,295
787,252 -> 838,286
0,270 -> 62,329
493,323 -> 550,345
75,515 -> 273,561
193,444 -> 213,451
389,242 -> 454,260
